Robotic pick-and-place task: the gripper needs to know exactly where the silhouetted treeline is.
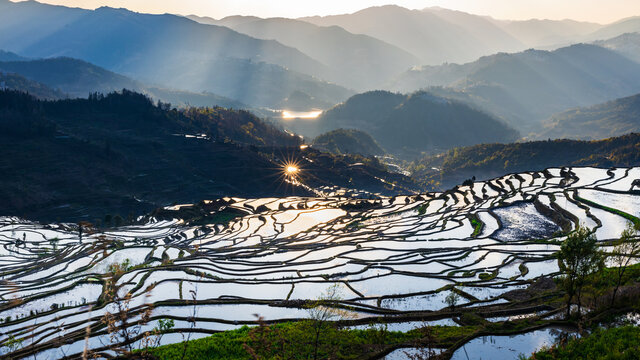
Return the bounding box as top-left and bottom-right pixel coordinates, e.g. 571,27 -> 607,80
0,89 -> 301,147
0,89 -> 55,136
411,133 -> 640,189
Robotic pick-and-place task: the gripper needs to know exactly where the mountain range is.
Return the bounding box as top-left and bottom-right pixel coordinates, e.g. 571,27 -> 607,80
0,56 -> 256,110
284,90 -> 519,158
540,93 -> 640,140
390,44 -> 640,134
301,5 -> 525,65
188,15 -> 418,90
0,0 -> 352,109
3,0 -> 640,113
594,32 -> 640,63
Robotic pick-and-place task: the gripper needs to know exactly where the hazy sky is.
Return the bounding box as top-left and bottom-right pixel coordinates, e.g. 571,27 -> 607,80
14,0 -> 640,24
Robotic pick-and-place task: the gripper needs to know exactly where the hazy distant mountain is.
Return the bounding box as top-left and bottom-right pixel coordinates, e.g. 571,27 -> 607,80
0,56 -> 253,109
188,14 -> 262,27
313,129 -> 385,156
494,19 -> 602,48
296,91 -> 519,158
540,93 -> 640,140
390,44 -> 640,133
0,50 -> 28,62
0,72 -> 64,99
301,5 -> 525,65
587,17 -> 640,41
594,32 -> 640,63
299,5 -> 640,65
0,57 -> 138,97
189,15 -> 419,90
0,0 -> 351,109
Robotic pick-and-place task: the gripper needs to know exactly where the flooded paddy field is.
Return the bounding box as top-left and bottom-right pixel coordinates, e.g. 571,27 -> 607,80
1,167 -> 638,358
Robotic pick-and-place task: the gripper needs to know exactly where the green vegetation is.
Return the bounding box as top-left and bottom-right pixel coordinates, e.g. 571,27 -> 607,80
445,291 -> 461,308
576,196 -> 640,228
524,326 -> 640,360
146,321 -> 486,360
470,215 -> 483,237
313,128 -> 385,156
316,90 -> 519,158
148,323 -> 418,360
478,271 -> 497,281
0,89 -> 416,223
557,225 -> 604,318
410,133 -> 640,190
541,92 -> 640,140
609,223 -> 640,306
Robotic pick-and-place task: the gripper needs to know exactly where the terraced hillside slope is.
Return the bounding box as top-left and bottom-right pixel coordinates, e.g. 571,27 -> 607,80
1,166 -> 639,358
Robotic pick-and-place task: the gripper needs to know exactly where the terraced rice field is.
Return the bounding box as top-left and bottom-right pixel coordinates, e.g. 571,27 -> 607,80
1,167 -> 639,358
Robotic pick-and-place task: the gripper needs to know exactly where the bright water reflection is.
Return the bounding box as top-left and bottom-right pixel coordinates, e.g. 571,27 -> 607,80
451,327 -> 575,360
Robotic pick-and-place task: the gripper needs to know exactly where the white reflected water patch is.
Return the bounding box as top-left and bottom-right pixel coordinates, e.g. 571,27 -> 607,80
0,167 -> 637,358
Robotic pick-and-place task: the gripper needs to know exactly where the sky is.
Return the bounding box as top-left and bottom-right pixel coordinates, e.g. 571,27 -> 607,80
13,0 -> 640,24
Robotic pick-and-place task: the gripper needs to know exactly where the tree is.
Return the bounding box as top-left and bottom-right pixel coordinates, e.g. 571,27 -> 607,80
305,284 -> 352,360
557,225 -> 604,318
609,221 -> 640,306
445,291 -> 460,309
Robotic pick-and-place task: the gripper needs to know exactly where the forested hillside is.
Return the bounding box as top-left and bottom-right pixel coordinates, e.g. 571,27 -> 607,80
541,93 -> 640,140
307,91 -> 519,158
410,133 -> 640,189
313,128 -> 385,156
0,89 -> 417,222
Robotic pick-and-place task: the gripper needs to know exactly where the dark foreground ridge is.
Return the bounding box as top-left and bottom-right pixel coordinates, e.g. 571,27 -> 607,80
0,89 -> 417,223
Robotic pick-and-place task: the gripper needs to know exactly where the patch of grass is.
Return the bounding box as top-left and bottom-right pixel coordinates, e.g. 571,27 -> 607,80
575,196 -> 640,228
470,215 -> 483,237
478,271 -> 497,281
524,326 -> 640,360
147,322 -> 421,360
519,263 -> 529,277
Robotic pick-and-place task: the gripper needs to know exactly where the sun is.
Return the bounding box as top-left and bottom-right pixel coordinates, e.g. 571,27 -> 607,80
281,159 -> 304,185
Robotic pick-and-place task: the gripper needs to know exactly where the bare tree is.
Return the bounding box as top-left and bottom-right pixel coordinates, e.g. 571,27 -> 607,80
305,283 -> 353,360
609,221 -> 640,306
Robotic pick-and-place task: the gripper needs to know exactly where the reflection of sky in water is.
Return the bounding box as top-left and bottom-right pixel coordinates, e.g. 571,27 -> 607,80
579,189 -> 640,218
451,328 -> 573,360
493,203 -> 559,241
